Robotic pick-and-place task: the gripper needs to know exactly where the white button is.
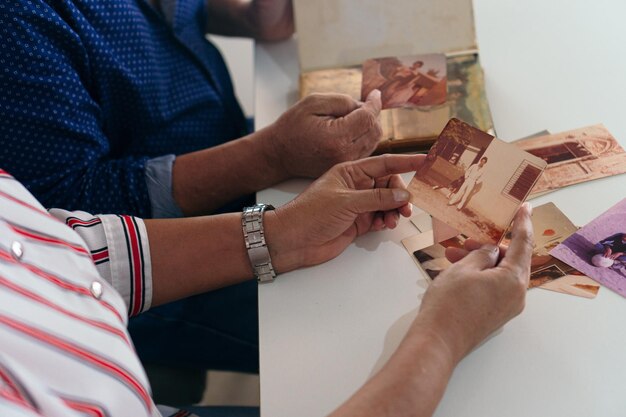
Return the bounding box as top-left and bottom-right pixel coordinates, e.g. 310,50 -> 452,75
11,241 -> 23,260
90,281 -> 103,299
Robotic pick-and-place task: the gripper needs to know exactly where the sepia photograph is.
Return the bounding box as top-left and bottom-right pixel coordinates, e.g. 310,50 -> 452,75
407,118 -> 546,244
404,203 -> 599,298
503,202 -> 599,298
551,198 -> 626,299
514,124 -> 626,197
362,53 -> 447,109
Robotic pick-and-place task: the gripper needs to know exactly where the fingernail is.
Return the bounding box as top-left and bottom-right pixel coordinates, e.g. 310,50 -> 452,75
523,202 -> 533,215
368,89 -> 381,100
393,189 -> 410,202
483,244 -> 499,255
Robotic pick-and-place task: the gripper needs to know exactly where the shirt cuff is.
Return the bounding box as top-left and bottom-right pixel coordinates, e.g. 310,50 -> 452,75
145,155 -> 184,219
100,215 -> 154,317
47,209 -> 154,318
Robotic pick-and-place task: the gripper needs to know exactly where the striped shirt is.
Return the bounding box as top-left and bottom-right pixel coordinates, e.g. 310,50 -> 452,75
0,170 -> 189,417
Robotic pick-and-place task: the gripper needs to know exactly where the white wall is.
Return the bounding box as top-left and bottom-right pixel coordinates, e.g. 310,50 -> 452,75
208,35 -> 255,117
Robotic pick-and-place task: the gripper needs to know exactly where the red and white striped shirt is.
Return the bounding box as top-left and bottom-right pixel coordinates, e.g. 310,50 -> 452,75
0,170 -> 189,417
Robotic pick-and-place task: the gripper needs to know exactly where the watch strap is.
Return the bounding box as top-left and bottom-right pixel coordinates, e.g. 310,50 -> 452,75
242,204 -> 276,283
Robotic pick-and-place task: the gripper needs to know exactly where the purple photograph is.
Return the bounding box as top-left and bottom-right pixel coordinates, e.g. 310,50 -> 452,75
550,198 -> 626,298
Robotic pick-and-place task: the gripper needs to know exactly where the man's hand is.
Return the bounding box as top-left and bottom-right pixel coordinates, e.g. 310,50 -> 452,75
264,154 -> 424,272
263,90 -> 383,179
411,203 -> 534,364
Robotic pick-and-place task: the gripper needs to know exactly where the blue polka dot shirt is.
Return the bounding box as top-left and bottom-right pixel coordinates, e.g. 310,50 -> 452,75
0,0 -> 248,218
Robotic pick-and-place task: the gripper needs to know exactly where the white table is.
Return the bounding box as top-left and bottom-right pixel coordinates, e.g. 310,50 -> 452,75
255,1 -> 626,416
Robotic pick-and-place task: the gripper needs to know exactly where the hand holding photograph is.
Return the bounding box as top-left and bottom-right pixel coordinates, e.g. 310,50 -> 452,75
551,198 -> 626,298
403,203 -> 600,298
407,118 -> 547,244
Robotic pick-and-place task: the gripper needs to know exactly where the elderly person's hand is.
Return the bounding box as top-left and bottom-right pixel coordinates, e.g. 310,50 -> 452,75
263,90 -> 384,180
264,154 -> 424,273
414,203 -> 534,362
328,205 -> 534,417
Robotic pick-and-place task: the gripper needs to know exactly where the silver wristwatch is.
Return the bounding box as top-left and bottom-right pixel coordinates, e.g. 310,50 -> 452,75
242,204 -> 276,283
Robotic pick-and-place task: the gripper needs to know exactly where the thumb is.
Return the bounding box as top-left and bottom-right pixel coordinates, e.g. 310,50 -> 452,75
456,244 -> 499,271
348,188 -> 410,214
338,89 -> 382,135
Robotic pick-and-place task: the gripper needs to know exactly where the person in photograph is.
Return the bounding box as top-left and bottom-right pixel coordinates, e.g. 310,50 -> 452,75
594,232 -> 626,262
380,61 -> 424,108
448,157 -> 488,210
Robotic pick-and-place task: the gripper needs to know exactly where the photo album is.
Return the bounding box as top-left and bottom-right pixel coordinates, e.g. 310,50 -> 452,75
293,0 -> 494,153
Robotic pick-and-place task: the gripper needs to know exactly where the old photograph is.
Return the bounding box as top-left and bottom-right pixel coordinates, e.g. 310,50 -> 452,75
504,202 -> 599,298
362,53 -> 447,109
407,118 -> 546,244
404,203 -> 599,298
514,124 -> 626,197
551,198 -> 626,298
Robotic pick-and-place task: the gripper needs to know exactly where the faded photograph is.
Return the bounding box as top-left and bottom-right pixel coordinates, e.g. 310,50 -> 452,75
515,124 -> 626,197
504,202 -> 599,298
406,203 -> 599,298
407,118 -> 546,244
362,54 -> 447,109
299,53 -> 495,153
551,198 -> 626,298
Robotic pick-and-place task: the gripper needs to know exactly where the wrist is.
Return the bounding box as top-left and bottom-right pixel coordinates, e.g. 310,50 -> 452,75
406,313 -> 466,367
254,124 -> 290,183
262,206 -> 304,274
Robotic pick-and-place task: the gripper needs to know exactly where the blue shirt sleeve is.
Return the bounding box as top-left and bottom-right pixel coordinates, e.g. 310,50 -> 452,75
145,155 -> 185,218
0,2 -> 153,217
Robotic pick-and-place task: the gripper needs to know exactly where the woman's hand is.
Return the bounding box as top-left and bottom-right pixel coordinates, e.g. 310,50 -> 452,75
264,154 -> 425,272
409,203 -> 534,364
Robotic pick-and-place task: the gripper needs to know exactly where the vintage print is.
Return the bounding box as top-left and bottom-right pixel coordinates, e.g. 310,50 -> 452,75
407,203 -> 599,298
551,198 -> 626,298
407,118 -> 547,244
504,202 -> 599,298
299,54 -> 495,152
514,124 -> 626,198
362,54 -> 447,109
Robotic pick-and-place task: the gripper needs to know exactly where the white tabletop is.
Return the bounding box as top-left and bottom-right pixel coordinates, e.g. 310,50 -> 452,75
255,1 -> 626,416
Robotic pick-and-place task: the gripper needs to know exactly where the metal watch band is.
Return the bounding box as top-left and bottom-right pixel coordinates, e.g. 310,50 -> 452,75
242,204 -> 276,283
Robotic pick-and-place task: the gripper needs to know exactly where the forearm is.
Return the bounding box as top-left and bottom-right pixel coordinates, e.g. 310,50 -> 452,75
329,321 -> 457,417
144,209 -> 292,306
172,126 -> 287,216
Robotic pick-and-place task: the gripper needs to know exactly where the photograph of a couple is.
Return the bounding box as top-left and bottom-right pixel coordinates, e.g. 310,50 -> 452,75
362,53 -> 447,109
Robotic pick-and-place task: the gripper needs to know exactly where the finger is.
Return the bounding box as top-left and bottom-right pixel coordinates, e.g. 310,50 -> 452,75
454,244 -> 500,271
348,187 -> 411,214
354,125 -> 384,158
337,89 -> 382,137
463,239 -> 483,252
305,93 -> 360,117
499,203 -> 535,283
398,203 -> 412,218
445,247 -> 469,263
372,212 -> 386,231
383,210 -> 400,229
346,154 -> 426,180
